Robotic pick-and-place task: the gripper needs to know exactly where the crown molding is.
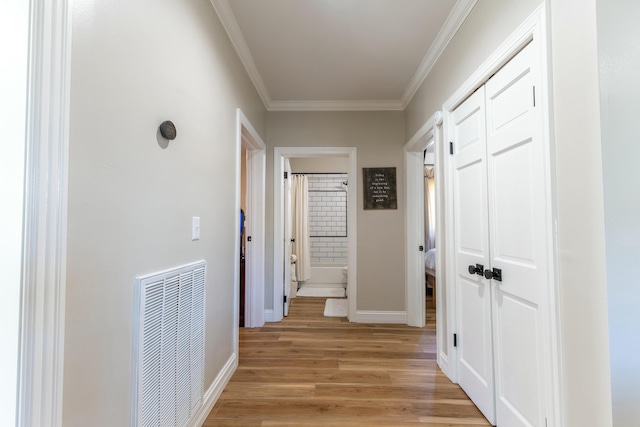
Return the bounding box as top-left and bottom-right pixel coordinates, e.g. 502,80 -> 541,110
209,0 -> 272,108
211,0 -> 476,112
400,0 -> 478,108
268,100 -> 404,112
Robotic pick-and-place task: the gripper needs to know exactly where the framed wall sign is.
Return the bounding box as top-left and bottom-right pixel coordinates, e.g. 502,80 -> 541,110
363,167 -> 397,210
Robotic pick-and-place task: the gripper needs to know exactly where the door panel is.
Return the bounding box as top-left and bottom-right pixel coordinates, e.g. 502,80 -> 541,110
458,276 -> 494,401
486,42 -> 547,427
451,88 -> 495,424
493,292 -> 541,427
457,161 -> 486,257
491,142 -> 536,266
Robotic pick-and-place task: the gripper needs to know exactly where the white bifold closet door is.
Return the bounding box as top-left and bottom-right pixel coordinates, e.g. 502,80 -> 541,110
452,86 -> 494,422
452,41 -> 549,427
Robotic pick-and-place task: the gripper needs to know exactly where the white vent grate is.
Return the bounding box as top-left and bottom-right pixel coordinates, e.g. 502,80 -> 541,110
132,261 -> 206,427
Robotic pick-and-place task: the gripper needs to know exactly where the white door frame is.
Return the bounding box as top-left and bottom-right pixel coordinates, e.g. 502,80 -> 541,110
282,159 -> 292,317
18,0 -> 72,426
442,5 -> 562,425
404,120 -> 432,328
272,147 -> 357,322
235,109 -> 266,332
404,112 -> 450,373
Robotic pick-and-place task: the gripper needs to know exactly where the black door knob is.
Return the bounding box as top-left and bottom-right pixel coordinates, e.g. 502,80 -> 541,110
484,269 -> 494,280
468,264 -> 484,275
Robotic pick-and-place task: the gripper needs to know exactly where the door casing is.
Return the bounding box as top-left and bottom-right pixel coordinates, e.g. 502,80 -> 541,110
235,109 -> 267,332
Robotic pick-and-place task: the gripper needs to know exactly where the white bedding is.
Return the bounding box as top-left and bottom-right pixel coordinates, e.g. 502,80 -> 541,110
424,248 -> 436,270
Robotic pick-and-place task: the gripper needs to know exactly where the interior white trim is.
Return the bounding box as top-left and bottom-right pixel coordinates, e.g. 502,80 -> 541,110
404,113 -> 449,376
235,109 -> 266,331
433,125 -> 447,377
272,147 -> 357,322
404,117 -> 435,328
268,100 -> 403,112
210,0 -> 272,107
187,352 -> 237,427
18,0 -> 72,426
210,0 -> 477,112
353,311 -> 407,324
264,309 -> 275,322
441,5 -> 561,426
400,0 -> 478,108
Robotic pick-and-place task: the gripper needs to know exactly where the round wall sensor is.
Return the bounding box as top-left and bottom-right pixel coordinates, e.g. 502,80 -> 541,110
159,121 -> 177,140
433,111 -> 443,126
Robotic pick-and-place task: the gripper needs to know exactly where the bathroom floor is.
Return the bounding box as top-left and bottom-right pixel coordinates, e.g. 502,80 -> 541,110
296,283 -> 346,298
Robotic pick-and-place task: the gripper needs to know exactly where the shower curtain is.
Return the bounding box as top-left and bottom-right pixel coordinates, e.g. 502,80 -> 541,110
292,175 -> 311,282
424,167 -> 436,251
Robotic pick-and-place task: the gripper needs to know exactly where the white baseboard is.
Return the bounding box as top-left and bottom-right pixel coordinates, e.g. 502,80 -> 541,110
188,352 -> 238,427
438,352 -> 450,380
264,309 -> 275,322
352,310 -> 407,324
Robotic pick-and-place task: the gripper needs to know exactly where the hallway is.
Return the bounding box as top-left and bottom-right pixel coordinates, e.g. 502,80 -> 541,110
204,296 -> 489,426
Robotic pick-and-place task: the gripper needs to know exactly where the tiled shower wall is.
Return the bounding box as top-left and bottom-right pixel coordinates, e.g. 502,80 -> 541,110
306,174 -> 348,265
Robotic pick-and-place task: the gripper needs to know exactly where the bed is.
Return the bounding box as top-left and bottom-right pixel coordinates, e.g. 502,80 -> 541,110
424,248 -> 436,308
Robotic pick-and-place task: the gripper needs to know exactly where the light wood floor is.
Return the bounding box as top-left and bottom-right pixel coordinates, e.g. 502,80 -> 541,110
204,294 -> 490,426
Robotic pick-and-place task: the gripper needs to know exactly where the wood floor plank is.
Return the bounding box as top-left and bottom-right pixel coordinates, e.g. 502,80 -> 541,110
229,367 -> 392,384
315,383 -> 473,401
219,383 -> 316,399
238,358 -> 339,370
214,398 -> 417,419
339,358 -> 439,371
204,295 -> 490,426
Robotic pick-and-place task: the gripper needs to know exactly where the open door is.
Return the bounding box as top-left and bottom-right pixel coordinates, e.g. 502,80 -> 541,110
283,159 -> 292,316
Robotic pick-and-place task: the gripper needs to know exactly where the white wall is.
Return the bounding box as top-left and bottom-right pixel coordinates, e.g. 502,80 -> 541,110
289,156 -> 349,173
266,112 -> 405,311
0,1 -> 29,425
548,0 -> 612,425
596,0 -> 640,424
64,0 -> 266,425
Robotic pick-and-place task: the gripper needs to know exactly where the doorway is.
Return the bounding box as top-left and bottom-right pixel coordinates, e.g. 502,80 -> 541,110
286,160 -> 350,320
272,147 -> 357,322
404,112 -> 449,372
235,109 -> 266,332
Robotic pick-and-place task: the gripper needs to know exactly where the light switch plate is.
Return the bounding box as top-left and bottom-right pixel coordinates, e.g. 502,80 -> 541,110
192,216 -> 200,240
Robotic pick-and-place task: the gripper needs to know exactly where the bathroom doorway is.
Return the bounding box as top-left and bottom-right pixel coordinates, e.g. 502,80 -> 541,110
288,159 -> 349,310
273,147 -> 357,322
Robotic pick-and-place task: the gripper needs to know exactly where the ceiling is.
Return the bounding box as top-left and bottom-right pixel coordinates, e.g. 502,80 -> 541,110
211,0 -> 477,111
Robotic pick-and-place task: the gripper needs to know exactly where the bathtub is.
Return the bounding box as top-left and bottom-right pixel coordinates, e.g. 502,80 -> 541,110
304,265 -> 347,286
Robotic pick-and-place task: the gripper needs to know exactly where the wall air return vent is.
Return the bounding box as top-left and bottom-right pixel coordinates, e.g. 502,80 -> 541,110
132,261 -> 206,427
